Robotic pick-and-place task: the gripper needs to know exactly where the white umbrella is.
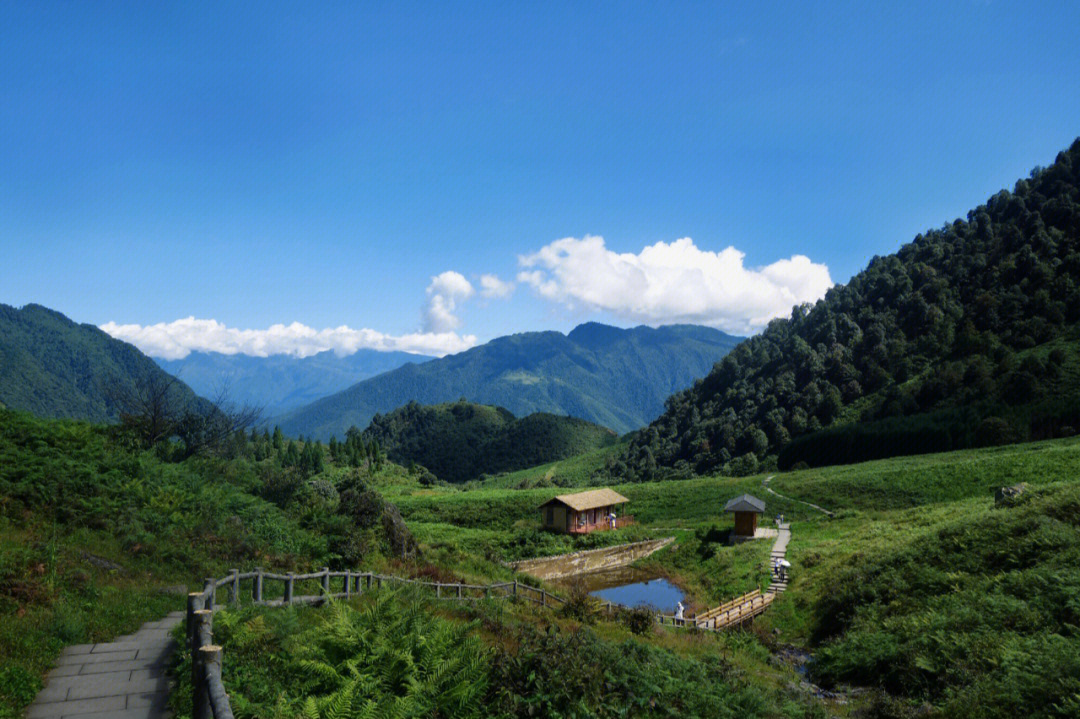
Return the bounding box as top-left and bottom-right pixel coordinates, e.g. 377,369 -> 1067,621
778,559 -> 792,568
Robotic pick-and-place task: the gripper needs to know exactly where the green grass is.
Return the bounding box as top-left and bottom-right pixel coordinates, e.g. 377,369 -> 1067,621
475,442 -> 627,489
771,433 -> 1080,511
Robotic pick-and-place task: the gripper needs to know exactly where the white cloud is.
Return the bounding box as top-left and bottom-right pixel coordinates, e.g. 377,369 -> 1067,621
517,235 -> 832,335
479,273 -> 514,299
423,271 -> 475,332
100,317 -> 477,360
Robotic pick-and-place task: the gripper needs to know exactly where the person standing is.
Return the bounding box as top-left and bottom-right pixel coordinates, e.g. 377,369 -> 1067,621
675,601 -> 684,623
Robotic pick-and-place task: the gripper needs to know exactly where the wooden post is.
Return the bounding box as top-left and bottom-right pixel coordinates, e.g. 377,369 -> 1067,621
229,569 -> 239,604
186,592 -> 202,691
344,572 -> 351,598
541,591 -> 547,608
203,579 -> 215,611
200,645 -> 234,719
253,568 -> 263,603
436,583 -> 441,599
456,584 -> 462,600
321,567 -> 330,596
284,573 -> 294,604
191,610 -> 213,719
513,581 -> 518,598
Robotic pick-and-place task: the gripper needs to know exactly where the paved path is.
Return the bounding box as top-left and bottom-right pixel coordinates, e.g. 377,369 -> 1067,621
767,523 -> 792,595
26,611 -> 183,719
762,475 -> 835,518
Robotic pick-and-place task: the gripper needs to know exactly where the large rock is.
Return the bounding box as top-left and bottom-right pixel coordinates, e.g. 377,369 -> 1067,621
995,483 -> 1028,506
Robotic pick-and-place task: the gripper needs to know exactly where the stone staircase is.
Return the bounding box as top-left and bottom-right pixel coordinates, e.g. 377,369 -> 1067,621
26,611 -> 184,719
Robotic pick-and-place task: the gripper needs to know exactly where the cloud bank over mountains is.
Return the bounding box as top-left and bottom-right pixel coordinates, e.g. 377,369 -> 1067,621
518,236 -> 832,335
101,236 -> 832,359
100,318 -> 477,360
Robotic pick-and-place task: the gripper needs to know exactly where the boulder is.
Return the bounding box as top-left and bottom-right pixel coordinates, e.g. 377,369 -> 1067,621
995,483 -> 1028,506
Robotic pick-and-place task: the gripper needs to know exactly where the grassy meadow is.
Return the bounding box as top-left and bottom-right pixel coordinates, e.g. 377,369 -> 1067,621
5,403 -> 1080,718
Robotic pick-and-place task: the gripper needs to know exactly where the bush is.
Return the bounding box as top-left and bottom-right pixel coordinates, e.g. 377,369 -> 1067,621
976,416 -> 1014,446
618,605 -> 655,635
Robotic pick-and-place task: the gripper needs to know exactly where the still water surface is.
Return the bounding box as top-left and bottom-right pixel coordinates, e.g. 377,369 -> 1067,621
556,566 -> 686,611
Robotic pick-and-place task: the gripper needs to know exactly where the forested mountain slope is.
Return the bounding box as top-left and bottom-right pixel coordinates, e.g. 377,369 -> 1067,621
622,139 -> 1080,478
276,323 -> 742,439
361,400 -> 617,483
0,303 -> 205,422
157,348 -> 433,415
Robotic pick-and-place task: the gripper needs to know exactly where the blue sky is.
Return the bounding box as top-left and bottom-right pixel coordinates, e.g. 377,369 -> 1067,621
3,1 -> 1079,357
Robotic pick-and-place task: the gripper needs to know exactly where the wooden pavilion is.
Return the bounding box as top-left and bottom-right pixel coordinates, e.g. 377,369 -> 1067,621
724,493 -> 766,538
539,488 -> 632,534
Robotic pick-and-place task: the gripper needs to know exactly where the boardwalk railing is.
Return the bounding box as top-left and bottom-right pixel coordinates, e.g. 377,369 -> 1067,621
185,567 -> 567,719
655,589 -> 775,629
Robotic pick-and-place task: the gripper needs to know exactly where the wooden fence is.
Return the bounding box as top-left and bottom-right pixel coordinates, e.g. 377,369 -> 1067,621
185,567 -> 567,719
186,566 -> 774,717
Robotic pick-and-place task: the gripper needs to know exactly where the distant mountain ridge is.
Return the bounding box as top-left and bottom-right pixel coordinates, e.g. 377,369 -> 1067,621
156,348 -> 435,416
275,322 -> 743,439
0,303 -> 205,422
362,400 -> 618,483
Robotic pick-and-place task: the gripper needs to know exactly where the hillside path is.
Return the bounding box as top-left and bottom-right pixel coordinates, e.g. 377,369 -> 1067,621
762,475 -> 835,518
26,611 -> 182,719
767,523 -> 792,595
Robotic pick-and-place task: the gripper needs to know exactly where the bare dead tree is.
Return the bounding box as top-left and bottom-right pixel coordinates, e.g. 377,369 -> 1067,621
103,370 -> 187,447
175,377 -> 263,459
103,371 -> 262,459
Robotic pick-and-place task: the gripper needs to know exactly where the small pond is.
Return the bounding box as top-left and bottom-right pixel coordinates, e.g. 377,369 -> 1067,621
556,566 -> 686,612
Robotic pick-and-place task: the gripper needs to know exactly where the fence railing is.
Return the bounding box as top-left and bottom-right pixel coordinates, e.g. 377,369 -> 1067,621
655,589 -> 775,629
185,567 -> 567,719
567,514 -> 635,534
185,566 -> 772,717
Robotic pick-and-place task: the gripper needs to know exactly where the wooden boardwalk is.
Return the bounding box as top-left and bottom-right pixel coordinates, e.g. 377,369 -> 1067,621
659,521 -> 792,630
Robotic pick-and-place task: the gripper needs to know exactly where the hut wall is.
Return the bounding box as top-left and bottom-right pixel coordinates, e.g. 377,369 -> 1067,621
733,511 -> 758,536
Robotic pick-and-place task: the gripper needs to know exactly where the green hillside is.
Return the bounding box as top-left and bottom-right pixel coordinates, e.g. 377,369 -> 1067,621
361,400 -> 618,483
387,435 -> 1080,717
0,407 -> 420,719
0,303 -> 205,423
276,323 -> 742,439
625,138 -> 1080,478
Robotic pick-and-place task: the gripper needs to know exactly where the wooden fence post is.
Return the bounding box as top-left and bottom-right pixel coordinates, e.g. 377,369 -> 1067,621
186,592 -> 202,697
456,584 -> 462,600
284,573 -> 294,604
200,645 -> 235,719
203,579 -> 215,611
436,583 -> 441,599
321,567 -> 330,596
344,571 -> 351,598
253,568 -> 263,603
229,569 -> 239,604
191,609 -> 213,719
513,581 -> 518,598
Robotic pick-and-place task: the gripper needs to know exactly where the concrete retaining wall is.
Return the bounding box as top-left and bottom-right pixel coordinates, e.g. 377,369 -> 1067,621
510,537 -> 675,580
